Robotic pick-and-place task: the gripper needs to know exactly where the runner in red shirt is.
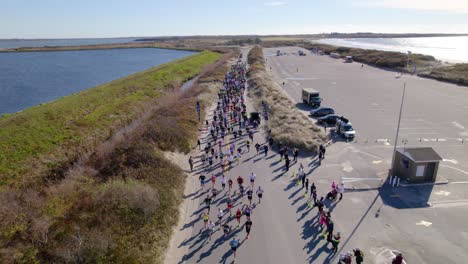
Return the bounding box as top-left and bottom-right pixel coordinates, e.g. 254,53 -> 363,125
236,208 -> 242,226
211,174 -> 216,188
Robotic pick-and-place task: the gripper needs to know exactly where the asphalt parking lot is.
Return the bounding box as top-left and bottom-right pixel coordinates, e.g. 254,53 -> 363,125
264,46 -> 468,263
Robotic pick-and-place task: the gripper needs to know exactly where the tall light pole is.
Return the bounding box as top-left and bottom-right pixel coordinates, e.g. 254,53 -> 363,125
390,82 -> 406,175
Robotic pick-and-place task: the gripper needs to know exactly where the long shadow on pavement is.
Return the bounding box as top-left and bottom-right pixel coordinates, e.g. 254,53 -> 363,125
196,225 -> 243,263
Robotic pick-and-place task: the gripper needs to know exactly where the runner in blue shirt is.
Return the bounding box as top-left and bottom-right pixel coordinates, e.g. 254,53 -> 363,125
230,237 -> 240,260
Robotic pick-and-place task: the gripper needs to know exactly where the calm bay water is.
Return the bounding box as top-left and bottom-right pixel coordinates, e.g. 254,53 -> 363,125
0,48 -> 196,114
315,36 -> 468,63
0,38 -> 142,49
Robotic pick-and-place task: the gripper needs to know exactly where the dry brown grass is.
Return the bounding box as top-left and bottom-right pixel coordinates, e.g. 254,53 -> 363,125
247,46 -> 326,152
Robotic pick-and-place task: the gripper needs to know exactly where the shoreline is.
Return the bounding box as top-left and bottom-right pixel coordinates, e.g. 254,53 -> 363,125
0,42 -> 203,53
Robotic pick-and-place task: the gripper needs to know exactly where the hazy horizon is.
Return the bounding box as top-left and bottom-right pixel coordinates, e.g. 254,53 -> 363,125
2,0 -> 468,39
2,33 -> 468,41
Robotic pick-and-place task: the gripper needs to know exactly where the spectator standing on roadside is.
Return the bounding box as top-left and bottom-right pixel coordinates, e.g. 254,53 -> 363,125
353,248 -> 364,264
338,183 -> 345,201
189,156 -> 194,172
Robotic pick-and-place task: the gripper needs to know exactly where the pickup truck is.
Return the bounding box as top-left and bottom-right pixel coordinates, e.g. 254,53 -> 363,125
336,117 -> 356,140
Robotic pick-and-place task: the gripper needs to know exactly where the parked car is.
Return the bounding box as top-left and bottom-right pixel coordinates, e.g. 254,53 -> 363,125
317,114 -> 340,125
336,117 -> 356,139
310,107 -> 335,117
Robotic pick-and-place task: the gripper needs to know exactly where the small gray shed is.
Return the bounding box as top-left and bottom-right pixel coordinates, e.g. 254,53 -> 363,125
393,147 -> 442,183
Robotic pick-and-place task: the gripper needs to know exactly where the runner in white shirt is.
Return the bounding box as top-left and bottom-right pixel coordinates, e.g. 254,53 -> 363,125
217,208 -> 224,223
221,175 -> 226,191
249,172 -> 256,188
256,186 -> 264,203
207,220 -> 216,241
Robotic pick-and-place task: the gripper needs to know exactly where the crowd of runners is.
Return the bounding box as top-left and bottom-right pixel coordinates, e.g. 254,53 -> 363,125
191,60 -> 262,262
186,54 -> 403,264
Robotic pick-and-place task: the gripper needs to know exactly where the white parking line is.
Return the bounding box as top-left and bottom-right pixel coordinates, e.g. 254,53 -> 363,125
452,121 -> 465,130
415,220 -> 432,227
430,200 -> 468,208
440,165 -> 468,175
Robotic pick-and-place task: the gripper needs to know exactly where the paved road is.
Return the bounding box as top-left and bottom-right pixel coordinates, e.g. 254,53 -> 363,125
174,48 -> 354,264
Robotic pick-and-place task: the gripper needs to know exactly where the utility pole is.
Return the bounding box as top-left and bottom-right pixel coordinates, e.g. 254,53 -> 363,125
390,82 -> 406,175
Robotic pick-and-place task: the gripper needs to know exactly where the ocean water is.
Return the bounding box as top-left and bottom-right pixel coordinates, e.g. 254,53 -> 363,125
0,37 -> 142,49
315,36 -> 468,63
0,48 -> 196,114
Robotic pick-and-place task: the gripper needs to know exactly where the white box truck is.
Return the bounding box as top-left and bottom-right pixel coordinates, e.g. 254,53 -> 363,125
302,88 -> 322,108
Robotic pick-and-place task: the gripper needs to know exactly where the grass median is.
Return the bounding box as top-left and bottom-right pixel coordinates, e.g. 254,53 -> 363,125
247,46 -> 326,152
0,49 -> 236,263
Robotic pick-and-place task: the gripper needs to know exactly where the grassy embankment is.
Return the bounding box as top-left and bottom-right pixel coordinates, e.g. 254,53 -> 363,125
247,46 -> 326,152
0,50 -> 234,263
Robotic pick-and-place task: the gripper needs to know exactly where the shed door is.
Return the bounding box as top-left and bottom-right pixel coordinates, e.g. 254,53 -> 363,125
416,165 -> 425,177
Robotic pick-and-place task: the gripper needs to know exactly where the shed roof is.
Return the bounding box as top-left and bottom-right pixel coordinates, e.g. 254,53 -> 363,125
397,147 -> 442,163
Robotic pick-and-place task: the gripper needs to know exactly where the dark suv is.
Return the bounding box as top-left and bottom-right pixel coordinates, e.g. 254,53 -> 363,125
310,107 -> 335,117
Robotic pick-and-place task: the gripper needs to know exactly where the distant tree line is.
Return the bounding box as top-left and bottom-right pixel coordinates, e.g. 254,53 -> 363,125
226,38 -> 262,45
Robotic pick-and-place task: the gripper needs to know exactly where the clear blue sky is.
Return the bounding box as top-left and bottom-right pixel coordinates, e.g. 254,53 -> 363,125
1,0 -> 468,38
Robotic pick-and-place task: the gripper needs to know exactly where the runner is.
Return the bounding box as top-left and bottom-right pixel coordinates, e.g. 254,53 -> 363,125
222,222 -> 231,237
199,174 -> 206,189
256,186 -> 264,203
246,187 -> 253,206
207,220 -> 216,241
245,218 -> 253,239
227,196 -> 233,216
201,212 -> 209,229
243,205 -> 252,220
236,208 -> 242,226
236,175 -> 244,192
211,174 -> 216,188
228,178 -> 233,194
249,172 -> 256,188
230,237 -> 240,260
263,144 -> 268,157
246,139 -> 250,152
211,187 -> 218,200
204,194 -> 212,213
217,208 -> 224,223
221,175 -> 226,191
255,143 -> 260,154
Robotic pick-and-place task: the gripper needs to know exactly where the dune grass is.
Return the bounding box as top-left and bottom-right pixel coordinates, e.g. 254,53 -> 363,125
0,51 -> 220,187
420,63 -> 468,85
247,46 -> 326,152
0,48 -> 234,263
